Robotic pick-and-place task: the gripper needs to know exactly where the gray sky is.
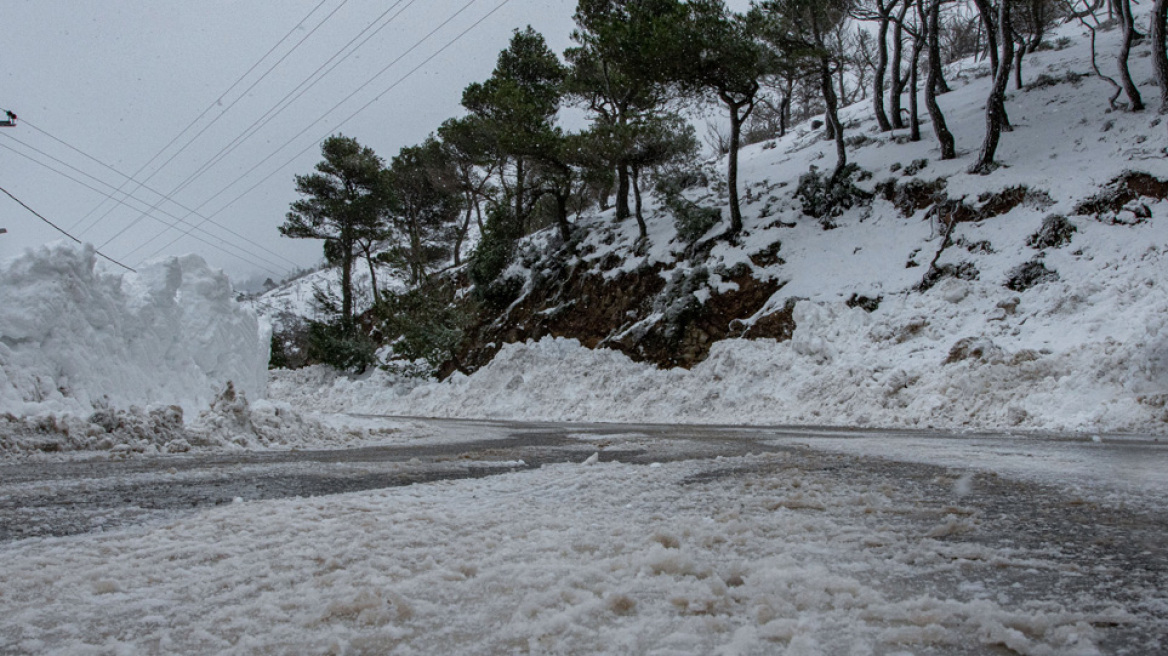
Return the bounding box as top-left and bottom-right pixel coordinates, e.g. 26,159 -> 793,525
0,0 -> 748,282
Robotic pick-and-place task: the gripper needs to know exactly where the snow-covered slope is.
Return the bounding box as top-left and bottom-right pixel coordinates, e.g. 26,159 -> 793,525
273,21 -> 1168,434
0,243 -> 268,416
243,260 -> 388,326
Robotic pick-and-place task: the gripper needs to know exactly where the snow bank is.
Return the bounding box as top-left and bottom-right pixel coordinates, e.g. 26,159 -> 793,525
0,242 -> 268,416
279,319 -> 1167,433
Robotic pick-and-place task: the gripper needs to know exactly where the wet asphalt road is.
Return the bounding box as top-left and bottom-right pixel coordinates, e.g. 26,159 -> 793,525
1,418 -> 1165,543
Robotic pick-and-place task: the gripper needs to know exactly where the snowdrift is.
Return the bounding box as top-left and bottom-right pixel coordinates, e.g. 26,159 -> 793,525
0,242 -> 268,417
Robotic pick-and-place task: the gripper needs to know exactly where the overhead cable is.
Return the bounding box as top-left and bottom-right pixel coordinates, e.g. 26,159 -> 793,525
0,184 -> 135,272
136,0 -> 511,265
5,123 -> 302,270
0,141 -> 288,276
71,0 -> 341,236
170,0 -> 420,204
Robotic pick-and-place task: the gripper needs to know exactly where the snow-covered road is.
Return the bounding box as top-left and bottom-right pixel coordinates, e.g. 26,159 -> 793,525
2,419 -> 1165,654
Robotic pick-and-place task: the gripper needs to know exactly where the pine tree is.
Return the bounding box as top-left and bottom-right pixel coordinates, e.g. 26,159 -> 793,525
462,27 -> 567,232
663,0 -> 779,236
566,0 -> 680,224
280,135 -> 391,327
386,138 -> 463,286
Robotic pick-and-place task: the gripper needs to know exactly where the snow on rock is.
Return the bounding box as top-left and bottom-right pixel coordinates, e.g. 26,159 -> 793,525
0,242 -> 268,417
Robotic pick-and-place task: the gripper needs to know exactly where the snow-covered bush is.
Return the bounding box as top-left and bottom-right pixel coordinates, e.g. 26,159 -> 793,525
794,164 -> 872,223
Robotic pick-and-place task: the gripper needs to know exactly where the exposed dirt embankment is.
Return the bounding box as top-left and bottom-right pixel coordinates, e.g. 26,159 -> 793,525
444,255 -> 791,377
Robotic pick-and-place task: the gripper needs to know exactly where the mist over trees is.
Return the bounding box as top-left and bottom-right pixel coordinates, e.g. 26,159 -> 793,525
276,0 -> 1164,372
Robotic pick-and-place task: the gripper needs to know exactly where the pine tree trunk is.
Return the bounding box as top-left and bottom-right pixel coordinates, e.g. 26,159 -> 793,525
632,166 -> 647,240
875,8 -> 893,132
725,97 -> 746,235
514,157 -> 526,228
927,0 -> 951,98
365,246 -> 379,303
973,0 -> 999,77
890,4 -> 910,129
615,164 -> 631,220
821,57 -> 848,185
926,0 -> 957,159
555,192 -> 572,244
1154,0 -> 1168,113
410,224 -> 423,286
1013,40 -> 1026,90
909,32 -> 925,142
341,242 -> 354,326
453,198 -> 474,267
973,0 -> 1015,173
1118,0 -> 1145,110
780,79 -> 793,136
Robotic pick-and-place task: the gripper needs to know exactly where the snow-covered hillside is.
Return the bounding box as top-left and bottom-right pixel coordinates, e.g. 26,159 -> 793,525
243,258 -> 396,326
272,20 -> 1168,434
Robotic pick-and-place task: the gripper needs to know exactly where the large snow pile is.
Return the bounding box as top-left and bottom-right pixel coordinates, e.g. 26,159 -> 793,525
0,243 -> 268,417
272,21 -> 1168,434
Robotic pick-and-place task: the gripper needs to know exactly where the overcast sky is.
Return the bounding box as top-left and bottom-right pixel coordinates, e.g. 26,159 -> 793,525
0,0 -> 750,283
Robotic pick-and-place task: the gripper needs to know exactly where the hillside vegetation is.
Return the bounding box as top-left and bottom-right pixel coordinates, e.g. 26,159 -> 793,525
265,5 -> 1168,433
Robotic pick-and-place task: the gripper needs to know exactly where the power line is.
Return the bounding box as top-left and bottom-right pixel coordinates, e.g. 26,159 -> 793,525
116,0 -> 425,259
0,134 -> 294,275
0,184 -> 135,272
71,0 -> 344,238
0,140 -> 289,276
169,0 -> 419,204
136,0 -> 509,265
5,123 -> 303,270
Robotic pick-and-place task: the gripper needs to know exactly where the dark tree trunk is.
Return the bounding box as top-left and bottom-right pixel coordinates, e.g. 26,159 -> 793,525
1013,38 -> 1026,90
973,0 -> 1000,77
554,192 -> 572,244
874,6 -> 894,132
364,245 -> 379,303
722,92 -> 753,235
453,196 -> 474,267
821,57 -> 848,185
890,3 -> 911,129
973,0 -> 1015,173
631,166 -> 647,240
927,0 -> 951,98
514,157 -> 526,226
1154,0 -> 1168,113
926,0 -> 957,159
615,164 -> 631,220
409,224 -> 423,286
340,239 -> 354,326
1118,0 -> 1145,110
909,29 -> 925,142
779,83 -> 793,137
